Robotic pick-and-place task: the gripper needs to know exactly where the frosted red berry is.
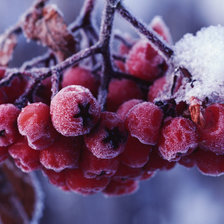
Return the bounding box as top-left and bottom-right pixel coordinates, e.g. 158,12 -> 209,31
140,171 -> 155,181
158,117 -> 198,161
42,168 -> 69,190
125,102 -> 163,145
0,76 -> 27,104
147,76 -> 167,102
0,147 -> 8,163
17,102 -> 57,150
0,68 -> 5,78
150,16 -> 172,44
103,179 -> 139,197
80,148 -> 119,179
113,163 -> 143,181
8,137 -> 40,172
50,85 -> 101,136
199,103 -> 224,154
125,39 -> 166,81
114,36 -> 135,72
116,99 -> 143,121
40,136 -> 81,172
120,136 -> 151,168
14,159 -> 35,173
107,79 -> 143,112
194,149 -> 224,176
66,169 -> 110,195
85,112 -> 128,159
0,104 -> 20,147
62,66 -> 99,96
143,149 -> 176,172
178,152 -> 196,168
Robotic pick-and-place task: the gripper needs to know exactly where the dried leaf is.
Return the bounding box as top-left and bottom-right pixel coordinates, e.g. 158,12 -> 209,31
22,4 -> 76,62
0,32 -> 17,66
0,161 -> 43,224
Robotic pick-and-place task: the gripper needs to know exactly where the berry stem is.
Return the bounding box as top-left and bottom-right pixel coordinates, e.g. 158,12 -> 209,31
70,0 -> 97,32
21,52 -> 57,70
97,0 -> 116,110
51,69 -> 62,98
117,3 -> 174,58
0,0 -> 171,109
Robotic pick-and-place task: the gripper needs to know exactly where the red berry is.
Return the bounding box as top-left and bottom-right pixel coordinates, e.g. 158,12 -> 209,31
178,152 -> 196,168
0,147 -> 8,163
147,76 -> 167,102
140,171 -> 155,181
0,104 -> 20,147
17,102 -> 57,150
85,112 -> 128,159
114,35 -> 135,72
158,117 -> 198,161
107,79 -> 143,112
103,179 -> 139,197
116,99 -> 143,121
125,102 -> 163,145
62,66 -> 99,96
194,149 -> 224,176
50,85 -> 101,136
150,16 -> 172,44
120,136 -> 151,168
40,136 -> 81,172
199,103 -> 224,154
143,149 -> 176,172
125,39 -> 166,81
0,89 -> 8,105
113,163 -> 143,181
0,67 -> 5,78
66,169 -> 110,195
0,76 -> 28,104
42,168 -> 69,190
8,137 -> 40,172
80,148 -> 119,179
14,159 -> 34,173
115,60 -> 126,73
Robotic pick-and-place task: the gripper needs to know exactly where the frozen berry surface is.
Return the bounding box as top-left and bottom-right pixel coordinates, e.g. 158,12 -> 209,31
50,85 -> 101,137
125,102 -> 163,145
0,104 -> 20,147
85,112 -> 128,159
199,103 -> 224,154
18,102 -> 57,150
158,117 -> 198,161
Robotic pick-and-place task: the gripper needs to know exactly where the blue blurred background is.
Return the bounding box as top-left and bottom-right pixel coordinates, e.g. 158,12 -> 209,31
1,0 -> 224,224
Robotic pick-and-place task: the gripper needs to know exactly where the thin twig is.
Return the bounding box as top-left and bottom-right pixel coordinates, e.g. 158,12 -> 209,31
70,0 -> 97,32
97,0 -> 116,110
117,3 -> 173,58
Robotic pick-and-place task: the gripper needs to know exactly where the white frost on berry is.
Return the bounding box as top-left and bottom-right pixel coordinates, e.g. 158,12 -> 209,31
173,25 -> 224,104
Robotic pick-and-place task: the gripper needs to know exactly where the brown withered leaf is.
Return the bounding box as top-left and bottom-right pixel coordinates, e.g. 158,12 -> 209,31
22,4 -> 76,62
0,161 -> 43,224
0,32 -> 17,66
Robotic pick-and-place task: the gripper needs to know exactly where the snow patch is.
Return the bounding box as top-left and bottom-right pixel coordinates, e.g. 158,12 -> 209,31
173,25 -> 224,103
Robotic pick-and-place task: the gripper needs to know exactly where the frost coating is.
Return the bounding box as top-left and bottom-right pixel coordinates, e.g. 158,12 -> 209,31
125,102 -> 163,145
50,85 -> 101,136
85,112 -> 127,159
158,117 -> 198,161
173,25 -> 224,103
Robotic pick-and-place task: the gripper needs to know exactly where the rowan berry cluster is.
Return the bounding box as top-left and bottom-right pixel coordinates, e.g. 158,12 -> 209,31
0,0 -> 223,197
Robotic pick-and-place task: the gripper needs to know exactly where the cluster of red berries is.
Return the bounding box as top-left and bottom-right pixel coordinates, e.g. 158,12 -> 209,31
0,16 -> 223,197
